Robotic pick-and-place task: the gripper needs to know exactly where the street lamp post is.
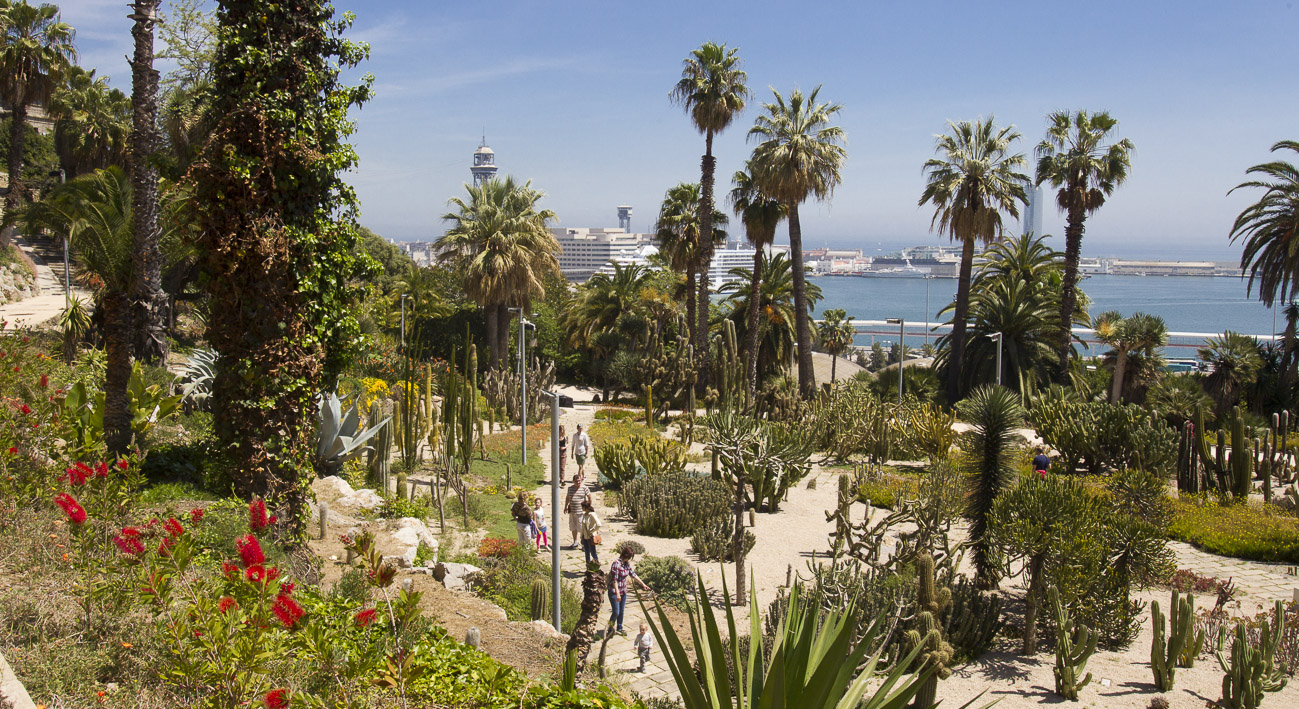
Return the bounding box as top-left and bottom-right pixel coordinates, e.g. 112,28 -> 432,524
539,389 -> 562,631
923,275 -> 933,347
887,318 -> 904,406
990,332 -> 1004,386
509,307 -> 534,464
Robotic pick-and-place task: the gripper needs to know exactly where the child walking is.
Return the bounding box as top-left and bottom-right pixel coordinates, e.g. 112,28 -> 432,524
533,497 -> 548,551
633,622 -> 653,672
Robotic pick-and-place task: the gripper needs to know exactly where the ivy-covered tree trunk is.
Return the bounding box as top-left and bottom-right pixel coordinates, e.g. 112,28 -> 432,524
1056,201 -> 1086,383
191,0 -> 372,529
3,103 -> 29,247
566,568 -> 607,670
696,134 -> 716,392
102,291 -> 134,454
128,0 -> 169,364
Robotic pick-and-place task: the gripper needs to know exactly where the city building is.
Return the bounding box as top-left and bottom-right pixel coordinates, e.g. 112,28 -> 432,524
1022,183 -> 1044,237
552,227 -> 657,282
471,137 -> 497,187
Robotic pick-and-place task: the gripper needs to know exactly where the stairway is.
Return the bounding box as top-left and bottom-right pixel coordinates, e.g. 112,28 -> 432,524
17,234 -> 70,296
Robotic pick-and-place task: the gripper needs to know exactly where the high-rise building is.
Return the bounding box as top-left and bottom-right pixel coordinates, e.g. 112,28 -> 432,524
551,227 -> 656,282
1022,183 -> 1044,237
617,205 -> 633,231
471,137 -> 497,187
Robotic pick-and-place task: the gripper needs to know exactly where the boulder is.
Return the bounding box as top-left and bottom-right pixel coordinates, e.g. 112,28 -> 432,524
432,561 -> 480,591
312,475 -> 355,503
334,488 -> 383,512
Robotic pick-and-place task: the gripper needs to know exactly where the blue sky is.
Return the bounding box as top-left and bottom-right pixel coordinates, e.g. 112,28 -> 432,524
52,0 -> 1299,259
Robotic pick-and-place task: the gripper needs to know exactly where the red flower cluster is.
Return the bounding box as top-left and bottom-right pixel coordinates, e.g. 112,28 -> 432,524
54,493 -> 86,525
218,596 -> 238,613
38,374 -> 47,389
189,507 -> 205,524
249,499 -> 277,532
63,461 -> 110,486
163,517 -> 184,538
157,537 -> 176,557
236,534 -> 265,567
6,447 -> 15,455
114,527 -> 146,556
221,561 -> 240,580
477,537 -> 519,559
272,592 -> 303,628
354,608 -> 377,628
263,688 -> 289,709
117,458 -> 129,471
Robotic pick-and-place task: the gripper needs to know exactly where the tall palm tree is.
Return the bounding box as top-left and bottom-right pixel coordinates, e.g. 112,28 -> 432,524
670,42 -> 749,389
436,176 -> 559,369
728,164 -> 784,398
655,181 -> 728,347
919,118 -> 1027,404
817,308 -> 854,382
129,0 -> 168,364
48,66 -> 130,177
8,167 -> 177,452
720,251 -> 821,383
1282,302 -> 1299,393
748,86 -> 846,399
564,261 -> 653,352
1229,140 -> 1299,309
1198,331 -> 1263,416
0,0 -> 75,236
1093,311 -> 1168,404
1035,110 -> 1134,380
939,277 -> 1057,397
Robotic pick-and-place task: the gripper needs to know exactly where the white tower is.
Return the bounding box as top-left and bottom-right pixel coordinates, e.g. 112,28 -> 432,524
617,205 -> 633,231
1022,184 -> 1044,237
471,137 -> 497,187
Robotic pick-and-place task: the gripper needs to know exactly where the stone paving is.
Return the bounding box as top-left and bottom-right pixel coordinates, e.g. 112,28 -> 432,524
1169,540 -> 1299,608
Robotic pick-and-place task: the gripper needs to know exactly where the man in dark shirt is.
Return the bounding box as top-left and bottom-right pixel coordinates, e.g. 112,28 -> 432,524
1032,446 -> 1050,474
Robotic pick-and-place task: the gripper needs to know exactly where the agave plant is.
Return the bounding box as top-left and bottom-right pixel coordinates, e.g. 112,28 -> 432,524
174,348 -> 218,410
315,391 -> 391,477
644,571 -> 992,709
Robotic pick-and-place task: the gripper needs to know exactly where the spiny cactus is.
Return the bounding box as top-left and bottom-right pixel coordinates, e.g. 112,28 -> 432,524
945,575 -> 1004,662
1215,603 -> 1289,708
619,473 -> 731,538
689,513 -> 755,562
1050,586 -> 1097,701
826,473 -> 856,555
367,400 -> 393,488
530,577 -> 550,622
1151,590 -> 1203,691
904,553 -> 954,708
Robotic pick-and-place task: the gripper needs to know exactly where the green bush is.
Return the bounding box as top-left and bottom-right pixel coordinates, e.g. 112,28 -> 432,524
689,514 -> 755,562
635,555 -> 695,610
1169,496 -> 1299,562
379,492 -> 432,520
468,547 -> 582,634
620,473 -> 730,538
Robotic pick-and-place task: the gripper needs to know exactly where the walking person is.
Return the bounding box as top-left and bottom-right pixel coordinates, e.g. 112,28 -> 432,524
558,425 -> 568,481
606,546 -> 651,636
633,622 -> 654,672
579,499 -> 602,566
564,472 -> 590,549
511,493 -> 535,551
533,496 -> 549,551
572,424 -> 593,477
1032,446 -> 1050,478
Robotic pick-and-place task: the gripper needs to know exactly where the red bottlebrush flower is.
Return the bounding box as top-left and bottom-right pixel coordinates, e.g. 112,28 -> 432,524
163,517 -> 184,538
246,564 -> 268,584
19,403 -> 31,415
279,582 -> 294,596
354,608 -> 377,628
249,498 -> 270,532
265,566 -> 280,582
95,461 -> 110,477
54,493 -> 87,525
38,374 -> 48,389
64,466 -> 89,486
272,594 -> 303,628
6,447 -> 15,455
12,365 -> 19,373
116,459 -> 129,471
263,688 -> 289,709
158,537 -> 176,557
113,527 -> 146,556
221,560 -> 240,580
189,507 -> 205,524
218,596 -> 238,613
236,534 -> 265,567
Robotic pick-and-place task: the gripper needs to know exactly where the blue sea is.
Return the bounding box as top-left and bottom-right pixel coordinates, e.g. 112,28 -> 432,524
809,274 -> 1279,356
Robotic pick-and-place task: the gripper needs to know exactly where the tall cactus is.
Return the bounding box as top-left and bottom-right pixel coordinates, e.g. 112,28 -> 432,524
1215,602 -> 1289,708
826,473 -> 855,555
904,553 -> 953,709
367,400 -> 393,488
1151,590 -> 1203,690
1050,586 -> 1097,701
530,577 -> 550,621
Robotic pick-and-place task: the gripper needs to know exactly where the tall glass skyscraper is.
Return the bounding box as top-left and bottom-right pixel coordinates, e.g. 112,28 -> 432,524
1022,183 -> 1044,237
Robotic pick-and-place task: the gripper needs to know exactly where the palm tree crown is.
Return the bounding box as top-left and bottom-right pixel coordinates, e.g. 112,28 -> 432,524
1229,140 -> 1299,308
919,117 -> 1027,403
1093,311 -> 1168,404
48,66 -> 131,177
669,41 -> 749,140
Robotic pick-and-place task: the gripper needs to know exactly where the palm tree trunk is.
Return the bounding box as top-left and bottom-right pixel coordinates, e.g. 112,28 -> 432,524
788,205 -> 815,398
744,247 -> 763,401
3,102 -> 28,247
685,265 -> 697,348
733,479 -> 747,605
1110,350 -> 1128,404
946,237 -> 976,404
831,354 -> 837,383
102,291 -> 134,454
129,0 -> 169,365
696,133 -> 716,392
565,568 -> 607,671
485,305 -> 500,369
497,306 -> 513,372
1057,204 -> 1086,382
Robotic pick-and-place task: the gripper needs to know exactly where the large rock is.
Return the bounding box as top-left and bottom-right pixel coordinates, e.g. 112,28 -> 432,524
388,517 -> 437,569
312,475 -> 355,503
334,488 -> 383,512
433,561 -> 481,591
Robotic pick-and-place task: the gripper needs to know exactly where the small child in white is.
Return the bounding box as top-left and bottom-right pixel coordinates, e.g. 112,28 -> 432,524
633,622 -> 653,672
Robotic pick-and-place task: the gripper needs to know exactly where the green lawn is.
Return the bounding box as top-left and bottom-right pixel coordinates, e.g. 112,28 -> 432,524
465,426 -> 548,542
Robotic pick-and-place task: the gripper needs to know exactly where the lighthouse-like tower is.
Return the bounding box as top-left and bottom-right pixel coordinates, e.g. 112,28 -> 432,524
617,205 -> 633,231
471,137 -> 497,187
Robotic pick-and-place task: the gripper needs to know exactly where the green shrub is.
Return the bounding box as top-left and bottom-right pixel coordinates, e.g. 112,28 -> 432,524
328,568 -> 372,605
620,473 -> 730,538
588,420 -> 659,449
1105,468 -> 1173,528
1029,394 -> 1177,474
1169,496 -> 1299,562
689,514 -> 755,562
635,555 -> 695,610
379,492 -> 431,520
189,498 -> 288,566
595,434 -> 690,489
468,547 -> 583,634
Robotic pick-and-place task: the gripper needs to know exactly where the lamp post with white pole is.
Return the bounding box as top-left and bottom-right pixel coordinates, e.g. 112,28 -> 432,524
887,318 -> 904,406
923,275 -> 933,348
990,332 -> 1004,386
509,307 -> 535,464
539,389 -> 561,631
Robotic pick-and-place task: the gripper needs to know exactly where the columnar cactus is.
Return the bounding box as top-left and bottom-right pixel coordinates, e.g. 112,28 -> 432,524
1050,586 -> 1097,701
1215,603 -> 1289,708
530,578 -> 550,621
904,553 -> 953,709
1151,590 -> 1203,690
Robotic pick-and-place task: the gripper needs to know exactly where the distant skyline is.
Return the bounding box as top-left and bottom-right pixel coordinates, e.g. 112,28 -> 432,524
51,1 -> 1299,262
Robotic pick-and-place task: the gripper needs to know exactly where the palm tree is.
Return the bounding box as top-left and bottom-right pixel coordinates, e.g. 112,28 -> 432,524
817,308 -> 854,382
0,0 -> 76,235
748,86 -> 846,399
129,0 -> 168,364
728,164 -> 784,398
564,261 -> 654,352
719,251 -> 821,383
8,167 -> 178,452
919,118 -> 1028,404
1035,110 -> 1135,380
1093,311 -> 1168,404
1229,140 -> 1299,309
670,42 -> 749,389
1198,331 -> 1263,416
962,384 -> 1024,587
436,176 -> 560,369
941,277 -> 1057,396
48,66 -> 130,177
655,181 -> 728,348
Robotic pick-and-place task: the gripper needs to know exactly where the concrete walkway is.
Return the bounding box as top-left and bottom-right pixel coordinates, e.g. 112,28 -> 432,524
1170,540 -> 1299,608
0,236 -> 89,328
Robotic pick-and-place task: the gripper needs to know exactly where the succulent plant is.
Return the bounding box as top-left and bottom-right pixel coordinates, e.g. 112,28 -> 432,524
315,391 -> 391,476
1151,590 -> 1203,691
174,348 -> 218,410
620,473 -> 730,538
1050,586 -> 1097,701
530,577 -> 550,621
689,513 -> 755,562
1215,601 -> 1288,708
